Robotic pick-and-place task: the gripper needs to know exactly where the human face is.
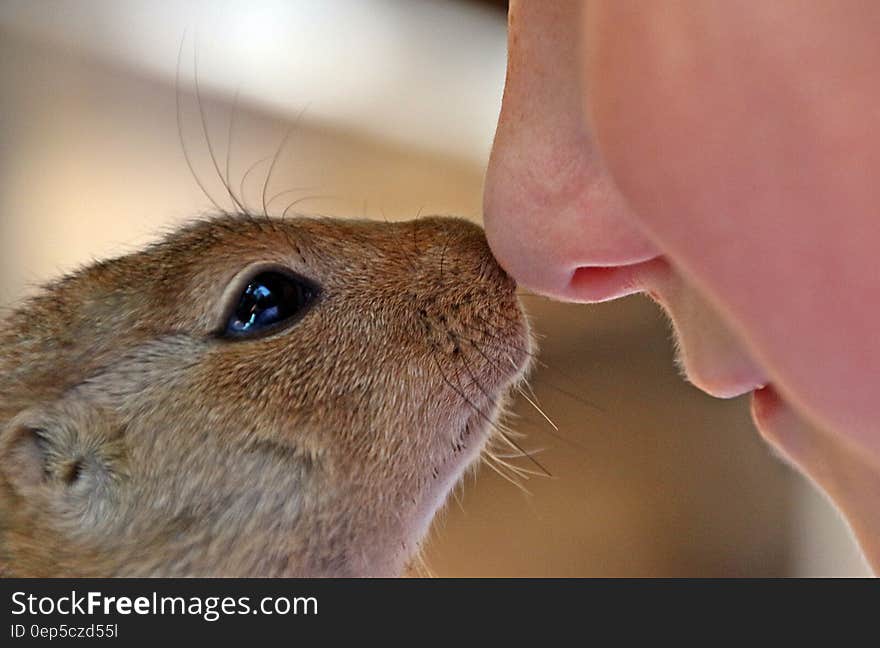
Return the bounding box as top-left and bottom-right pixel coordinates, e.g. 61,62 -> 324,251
484,0 -> 880,520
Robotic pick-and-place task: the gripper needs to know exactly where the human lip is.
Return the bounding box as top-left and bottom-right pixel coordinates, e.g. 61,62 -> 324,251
517,250 -> 772,400
751,384 -> 783,428
695,374 -> 768,399
641,265 -> 770,399
675,360 -> 767,399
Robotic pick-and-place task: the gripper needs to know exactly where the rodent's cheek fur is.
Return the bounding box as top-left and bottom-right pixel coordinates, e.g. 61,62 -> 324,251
0,215 -> 532,577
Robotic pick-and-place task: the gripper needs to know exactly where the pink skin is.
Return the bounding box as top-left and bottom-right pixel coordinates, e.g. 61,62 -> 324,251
485,0 -> 880,572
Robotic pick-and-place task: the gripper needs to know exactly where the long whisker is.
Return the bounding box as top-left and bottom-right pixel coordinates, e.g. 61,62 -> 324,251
474,313 -> 604,394
425,325 -> 592,453
455,309 -> 544,359
455,321 -> 606,417
454,339 -> 500,404
452,341 -> 544,430
516,387 -> 559,432
194,47 -> 246,213
265,186 -> 317,213
453,337 -> 553,435
456,318 -> 607,415
239,155 -> 271,209
261,105 -> 309,217
491,424 -> 548,468
451,484 -> 466,512
485,449 -> 547,479
482,453 -> 530,492
224,87 -> 248,213
175,33 -> 225,213
281,194 -> 339,219
512,359 -> 571,435
430,348 -> 552,478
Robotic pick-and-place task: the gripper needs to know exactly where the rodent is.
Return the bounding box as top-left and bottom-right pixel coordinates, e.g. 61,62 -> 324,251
0,214 -> 531,577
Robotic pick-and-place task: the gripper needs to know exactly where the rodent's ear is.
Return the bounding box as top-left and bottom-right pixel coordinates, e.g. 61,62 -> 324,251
0,400 -> 125,496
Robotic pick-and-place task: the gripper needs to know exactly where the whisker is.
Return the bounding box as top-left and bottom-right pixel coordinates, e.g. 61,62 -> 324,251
482,453 -> 530,493
486,446 -> 548,475
429,348 -> 552,478
224,86 -> 248,213
193,47 -> 246,213
469,311 -> 609,408
265,186 -> 318,213
456,318 -> 608,415
486,455 -> 535,482
454,337 -> 560,436
261,105 -> 310,218
239,155 -> 272,209
516,387 -> 559,432
488,445 -> 548,461
281,194 -> 339,219
491,429 -> 549,474
451,485 -> 465,513
460,312 -> 545,361
175,33 -> 226,213
455,339 -> 501,404
438,330 -> 595,453
457,323 -> 604,416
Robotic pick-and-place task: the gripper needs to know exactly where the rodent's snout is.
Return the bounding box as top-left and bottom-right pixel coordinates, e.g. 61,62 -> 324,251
407,216 -> 517,295
404,217 -> 524,334
395,216 -> 532,384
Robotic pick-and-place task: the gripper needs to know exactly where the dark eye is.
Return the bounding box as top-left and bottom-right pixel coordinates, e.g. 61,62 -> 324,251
222,270 -> 317,338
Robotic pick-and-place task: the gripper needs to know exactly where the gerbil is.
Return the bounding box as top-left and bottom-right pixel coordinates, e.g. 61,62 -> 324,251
0,214 -> 531,576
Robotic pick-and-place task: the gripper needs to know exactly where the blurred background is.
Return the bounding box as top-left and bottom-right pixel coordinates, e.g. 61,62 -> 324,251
0,0 -> 868,576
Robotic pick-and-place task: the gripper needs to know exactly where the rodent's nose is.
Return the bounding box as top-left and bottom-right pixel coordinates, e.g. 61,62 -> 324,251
405,216 -> 530,380
411,216 -> 515,294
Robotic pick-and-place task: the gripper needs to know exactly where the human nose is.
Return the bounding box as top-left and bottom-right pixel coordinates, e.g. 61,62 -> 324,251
483,0 -> 660,303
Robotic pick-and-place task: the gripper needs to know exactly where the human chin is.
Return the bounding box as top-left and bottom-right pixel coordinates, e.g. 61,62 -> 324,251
751,385 -> 796,445
642,268 -> 768,399
750,385 -> 833,477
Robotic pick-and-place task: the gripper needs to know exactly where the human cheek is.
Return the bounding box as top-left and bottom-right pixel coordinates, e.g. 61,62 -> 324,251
582,0 -> 880,443
483,0 -> 659,303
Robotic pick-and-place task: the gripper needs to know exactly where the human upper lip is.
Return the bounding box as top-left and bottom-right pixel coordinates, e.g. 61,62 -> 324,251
638,260 -> 771,399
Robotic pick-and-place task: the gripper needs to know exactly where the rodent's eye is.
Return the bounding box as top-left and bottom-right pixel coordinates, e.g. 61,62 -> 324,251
222,270 -> 317,339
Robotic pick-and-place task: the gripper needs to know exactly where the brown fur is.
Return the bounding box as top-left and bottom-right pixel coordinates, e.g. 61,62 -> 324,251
0,215 -> 531,576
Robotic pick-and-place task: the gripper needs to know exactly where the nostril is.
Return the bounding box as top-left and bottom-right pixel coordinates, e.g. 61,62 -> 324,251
569,266 -> 635,302
567,260 -> 662,303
